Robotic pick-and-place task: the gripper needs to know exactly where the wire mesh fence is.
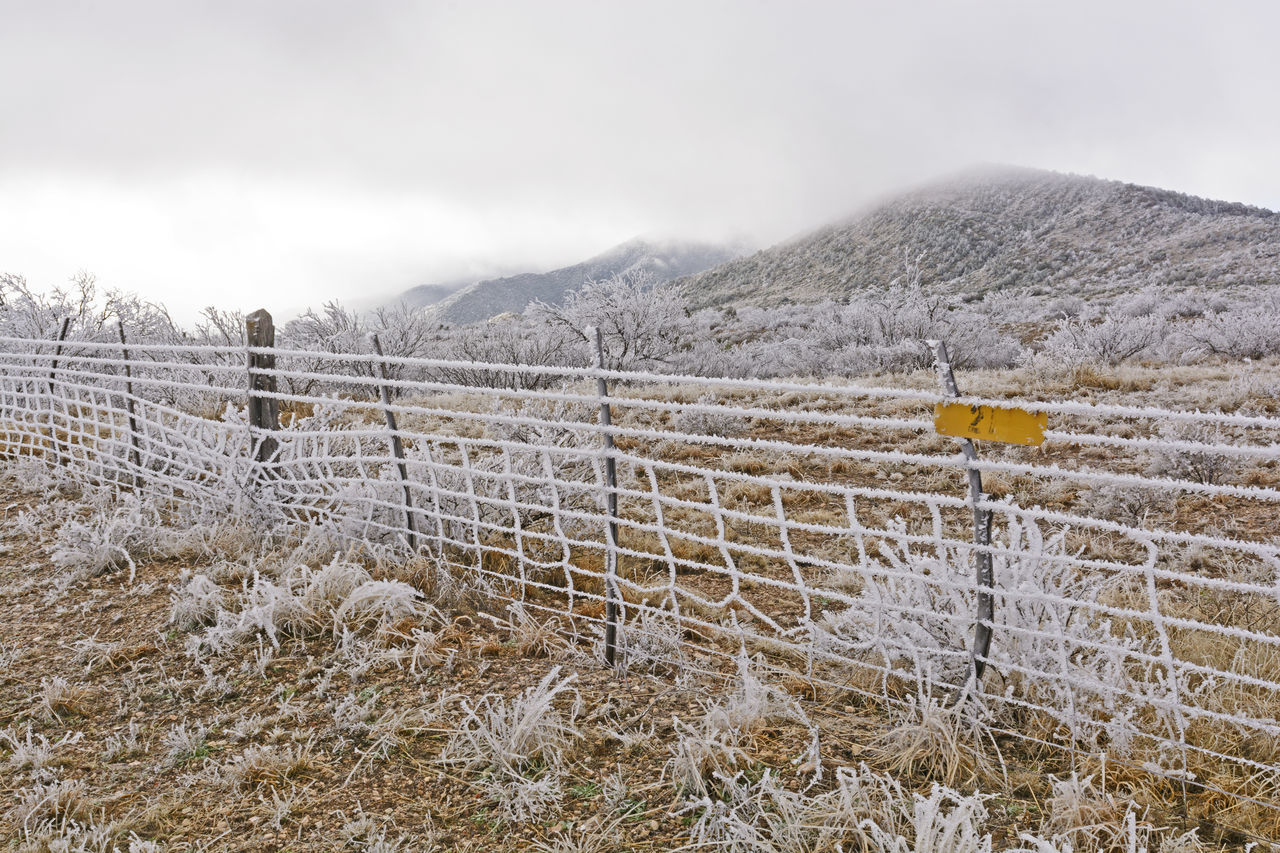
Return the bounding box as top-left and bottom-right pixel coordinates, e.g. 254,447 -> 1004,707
2,329 -> 1279,832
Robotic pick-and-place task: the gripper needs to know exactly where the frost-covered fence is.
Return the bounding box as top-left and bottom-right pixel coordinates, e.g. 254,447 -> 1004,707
1,330 -> 1279,828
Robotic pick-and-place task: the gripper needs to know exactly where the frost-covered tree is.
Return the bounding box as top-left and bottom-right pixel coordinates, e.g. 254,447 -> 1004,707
528,270 -> 694,371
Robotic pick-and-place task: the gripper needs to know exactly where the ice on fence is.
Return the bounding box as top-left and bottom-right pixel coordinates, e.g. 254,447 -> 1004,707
2,334 -> 1280,822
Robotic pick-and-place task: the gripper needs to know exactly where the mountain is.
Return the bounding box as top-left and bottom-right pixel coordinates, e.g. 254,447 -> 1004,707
674,166 -> 1280,309
423,238 -> 744,325
394,277 -> 474,311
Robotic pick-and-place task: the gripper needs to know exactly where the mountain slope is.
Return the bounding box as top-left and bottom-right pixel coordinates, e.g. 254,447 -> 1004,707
426,238 -> 742,325
675,167 -> 1280,309
396,280 -> 470,310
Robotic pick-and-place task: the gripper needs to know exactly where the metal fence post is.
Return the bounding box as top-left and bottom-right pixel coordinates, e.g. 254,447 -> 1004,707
44,317 -> 71,466
113,319 -> 143,478
370,333 -> 418,552
928,339 -> 994,703
589,326 -> 621,667
245,309 -> 280,470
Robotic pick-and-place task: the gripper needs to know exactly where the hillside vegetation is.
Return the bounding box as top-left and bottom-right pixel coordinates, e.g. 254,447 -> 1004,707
675,166 -> 1280,308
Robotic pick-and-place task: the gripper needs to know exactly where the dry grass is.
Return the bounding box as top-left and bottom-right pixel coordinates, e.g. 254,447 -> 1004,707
4,361 -> 1280,849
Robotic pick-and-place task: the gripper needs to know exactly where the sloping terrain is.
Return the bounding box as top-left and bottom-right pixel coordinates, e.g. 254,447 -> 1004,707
675,166 -> 1280,308
424,238 -> 742,325
395,281 -> 471,312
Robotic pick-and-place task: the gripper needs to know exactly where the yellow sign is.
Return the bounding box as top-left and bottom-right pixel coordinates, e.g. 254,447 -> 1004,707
934,402 -> 1047,446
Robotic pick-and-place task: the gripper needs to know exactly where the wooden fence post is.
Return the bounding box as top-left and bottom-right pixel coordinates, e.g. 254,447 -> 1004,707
589,326 -> 621,667
245,309 -> 280,468
113,320 -> 143,478
929,339 -> 994,703
370,333 -> 418,552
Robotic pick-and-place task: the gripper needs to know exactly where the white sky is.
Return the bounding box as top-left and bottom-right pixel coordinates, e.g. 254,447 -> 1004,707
2,0 -> 1278,322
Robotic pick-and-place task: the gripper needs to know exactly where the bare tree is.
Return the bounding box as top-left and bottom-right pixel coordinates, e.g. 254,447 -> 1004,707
528,270 -> 694,372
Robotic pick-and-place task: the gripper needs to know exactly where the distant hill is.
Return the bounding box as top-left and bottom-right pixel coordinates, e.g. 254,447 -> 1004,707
422,238 -> 744,325
394,277 -> 474,311
674,166 -> 1280,309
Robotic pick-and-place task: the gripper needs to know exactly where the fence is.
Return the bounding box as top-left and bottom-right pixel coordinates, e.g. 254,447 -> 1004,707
2,319 -> 1279,836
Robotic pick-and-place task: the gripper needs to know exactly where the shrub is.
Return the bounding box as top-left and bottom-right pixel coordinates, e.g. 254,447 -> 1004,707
440,666 -> 583,820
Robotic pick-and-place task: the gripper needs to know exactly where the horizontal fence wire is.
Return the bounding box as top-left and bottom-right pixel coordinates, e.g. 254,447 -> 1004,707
2,334 -> 1280,834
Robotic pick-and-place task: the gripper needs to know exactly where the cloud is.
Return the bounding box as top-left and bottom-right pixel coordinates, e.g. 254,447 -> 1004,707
2,0 -> 1277,316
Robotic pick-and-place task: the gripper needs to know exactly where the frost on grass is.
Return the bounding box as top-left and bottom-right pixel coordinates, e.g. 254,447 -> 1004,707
817,510 -> 1156,752
1029,772 -> 1158,853
616,607 -> 684,675
869,696 -> 997,789
17,817 -> 162,853
339,808 -> 422,853
52,492 -> 158,582
440,666 -> 583,821
101,722 -> 143,763
672,393 -> 750,438
39,676 -> 90,720
13,777 -> 90,828
333,579 -> 428,632
683,763 -> 1004,853
1144,422 -> 1240,486
666,655 -> 817,798
184,555 -> 438,659
1,725 -> 83,778
213,740 -> 318,791
500,601 -> 566,659
161,722 -> 209,767
168,573 -> 225,630
858,783 -> 996,853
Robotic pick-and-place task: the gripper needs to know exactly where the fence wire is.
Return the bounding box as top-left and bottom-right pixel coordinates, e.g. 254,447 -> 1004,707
2,333 -> 1280,832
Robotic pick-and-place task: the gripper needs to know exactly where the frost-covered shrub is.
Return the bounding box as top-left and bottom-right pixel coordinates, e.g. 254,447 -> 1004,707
1172,287 -> 1280,361
333,580 -> 430,631
434,316 -> 578,390
186,556 -> 435,658
529,270 -> 695,372
817,512 -> 1155,750
1144,422 -> 1240,485
666,656 -> 814,797
440,667 -> 583,820
1076,485 -> 1162,528
168,572 -> 225,630
618,608 -> 685,674
679,289 -> 1021,379
52,493 -> 159,582
1036,315 -> 1166,366
672,393 -> 750,438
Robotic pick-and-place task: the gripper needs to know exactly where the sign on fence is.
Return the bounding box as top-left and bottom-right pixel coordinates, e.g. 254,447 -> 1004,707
934,401 -> 1047,446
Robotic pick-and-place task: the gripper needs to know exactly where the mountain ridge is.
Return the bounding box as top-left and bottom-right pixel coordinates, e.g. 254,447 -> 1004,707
420,237 -> 744,325
673,166 -> 1280,309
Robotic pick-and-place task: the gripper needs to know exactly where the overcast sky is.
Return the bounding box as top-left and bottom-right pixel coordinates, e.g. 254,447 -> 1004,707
2,0 -> 1278,322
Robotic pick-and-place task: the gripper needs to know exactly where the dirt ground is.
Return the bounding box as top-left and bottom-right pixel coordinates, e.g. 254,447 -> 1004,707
0,477 -> 894,852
